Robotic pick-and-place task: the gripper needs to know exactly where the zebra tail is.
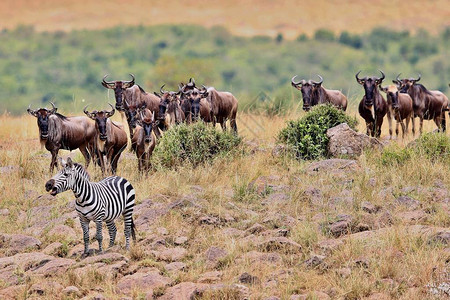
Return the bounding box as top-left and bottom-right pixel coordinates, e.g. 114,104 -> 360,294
131,217 -> 137,242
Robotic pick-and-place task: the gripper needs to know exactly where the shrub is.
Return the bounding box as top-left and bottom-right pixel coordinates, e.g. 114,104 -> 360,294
151,122 -> 242,169
380,145 -> 412,166
278,104 -> 358,160
314,28 -> 335,42
414,132 -> 450,162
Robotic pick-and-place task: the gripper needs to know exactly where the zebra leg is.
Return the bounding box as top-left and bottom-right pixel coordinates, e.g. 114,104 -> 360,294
123,212 -> 133,250
106,220 -> 117,248
80,217 -> 90,255
95,219 -> 103,253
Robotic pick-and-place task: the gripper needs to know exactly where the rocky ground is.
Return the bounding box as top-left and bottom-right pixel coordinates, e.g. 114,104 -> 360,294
0,116 -> 449,299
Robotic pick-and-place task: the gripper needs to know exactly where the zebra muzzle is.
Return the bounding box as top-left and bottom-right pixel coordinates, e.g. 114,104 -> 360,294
45,179 -> 55,192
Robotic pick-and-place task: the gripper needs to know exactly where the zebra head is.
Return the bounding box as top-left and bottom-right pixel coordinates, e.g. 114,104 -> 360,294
45,157 -> 89,196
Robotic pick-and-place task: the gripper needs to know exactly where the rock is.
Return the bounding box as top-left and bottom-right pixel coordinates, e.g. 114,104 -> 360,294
291,291 -> 330,300
221,227 -> 245,238
327,123 -> 383,157
29,283 -> 45,296
0,209 -> 9,216
337,267 -> 351,278
246,223 -> 267,234
198,271 -> 223,283
229,283 -> 250,299
164,261 -> 186,272
77,252 -> 128,267
262,212 -> 297,228
42,242 -> 65,256
156,227 -> 169,236
159,282 -> 209,300
156,247 -> 187,262
249,175 -> 282,194
317,239 -> 344,252
306,159 -> 361,176
116,271 -> 172,295
354,257 -> 369,268
199,215 -> 219,225
174,236 -> 188,245
62,286 -> 81,297
205,247 -> 228,265
398,210 -> 427,223
395,196 -> 420,210
329,220 -> 351,237
304,254 -> 326,268
0,284 -> 26,299
364,292 -> 391,300
239,251 -> 282,264
361,201 -> 380,214
429,231 -> 450,245
265,297 -> 280,300
0,233 -> 41,254
257,237 -> 302,253
32,257 -> 75,276
238,272 -> 260,284
262,193 -> 289,205
356,223 -> 370,232
47,224 -> 78,241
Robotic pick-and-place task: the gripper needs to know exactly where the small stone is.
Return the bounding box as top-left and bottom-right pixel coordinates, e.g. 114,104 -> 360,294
197,271 -> 223,283
395,196 -> 420,210
174,236 -> 188,245
238,272 -> 260,284
0,209 -> 9,216
337,267 -> 351,278
62,286 -> 80,297
205,247 -> 228,263
246,223 -> 267,234
156,227 -> 169,236
164,262 -> 186,272
42,242 -> 64,256
361,201 -> 379,214
304,254 -> 326,268
354,257 -> 369,268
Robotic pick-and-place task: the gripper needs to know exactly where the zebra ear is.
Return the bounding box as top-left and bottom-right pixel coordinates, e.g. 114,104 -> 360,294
58,157 -> 66,169
66,157 -> 73,168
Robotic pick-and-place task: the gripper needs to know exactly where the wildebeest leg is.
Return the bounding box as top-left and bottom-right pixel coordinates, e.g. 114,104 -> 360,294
440,112 -> 446,132
400,121 -> 406,139
98,150 -> 106,175
387,109 -> 393,139
230,110 -> 238,134
375,117 -> 383,138
410,115 -> 416,136
79,145 -> 91,169
395,121 -> 399,138
419,116 -> 424,135
50,149 -> 59,173
219,117 -> 226,131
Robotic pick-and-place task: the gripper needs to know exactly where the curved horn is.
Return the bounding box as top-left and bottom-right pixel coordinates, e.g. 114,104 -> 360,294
291,75 -> 303,86
102,74 -> 115,89
27,104 -> 38,117
83,105 -> 95,120
312,75 -> 323,85
412,73 -> 421,83
124,98 -> 130,109
49,102 -> 57,114
378,70 -> 385,82
160,84 -> 167,94
393,73 -> 401,85
355,70 -> 364,84
123,73 -> 135,88
105,103 -> 115,118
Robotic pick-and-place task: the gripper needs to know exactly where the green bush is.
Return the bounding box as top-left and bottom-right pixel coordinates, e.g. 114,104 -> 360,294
414,132 -> 450,162
151,122 -> 242,169
380,145 -> 412,166
278,104 -> 358,160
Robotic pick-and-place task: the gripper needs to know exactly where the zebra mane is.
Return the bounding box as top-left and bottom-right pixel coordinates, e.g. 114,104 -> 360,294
73,162 -> 90,180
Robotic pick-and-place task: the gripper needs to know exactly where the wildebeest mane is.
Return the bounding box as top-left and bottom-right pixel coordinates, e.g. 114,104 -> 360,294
413,84 -> 433,96
137,85 -> 146,94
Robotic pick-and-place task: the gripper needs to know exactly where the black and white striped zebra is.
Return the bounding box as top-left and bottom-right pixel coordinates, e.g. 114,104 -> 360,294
45,157 -> 136,255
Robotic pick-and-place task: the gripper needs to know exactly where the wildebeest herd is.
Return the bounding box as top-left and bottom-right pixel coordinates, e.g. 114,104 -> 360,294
28,75 -> 239,174
292,71 -> 449,138
26,72 -> 449,254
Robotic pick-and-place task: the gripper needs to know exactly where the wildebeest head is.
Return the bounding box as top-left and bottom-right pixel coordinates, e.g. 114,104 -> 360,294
356,70 -> 385,106
102,74 -> 135,111
27,102 -> 57,139
136,107 -> 155,144
380,85 -> 400,110
83,103 -> 115,141
393,73 -> 421,93
184,86 -> 205,121
291,75 -> 321,111
154,84 -> 176,121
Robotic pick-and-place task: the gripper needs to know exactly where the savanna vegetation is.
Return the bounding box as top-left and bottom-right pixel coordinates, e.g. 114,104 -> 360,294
1,25 -> 449,114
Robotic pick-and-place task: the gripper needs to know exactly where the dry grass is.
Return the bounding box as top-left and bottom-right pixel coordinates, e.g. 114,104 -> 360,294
0,0 -> 449,38
0,105 -> 448,299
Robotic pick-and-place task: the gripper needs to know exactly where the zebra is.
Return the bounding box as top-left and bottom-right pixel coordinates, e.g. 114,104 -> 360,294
45,157 -> 136,255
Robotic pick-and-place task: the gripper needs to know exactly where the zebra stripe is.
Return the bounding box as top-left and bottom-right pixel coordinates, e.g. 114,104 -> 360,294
49,160 -> 136,254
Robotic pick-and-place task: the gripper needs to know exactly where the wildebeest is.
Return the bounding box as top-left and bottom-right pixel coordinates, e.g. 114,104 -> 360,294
27,102 -> 96,172
197,85 -> 238,133
394,74 -> 448,133
356,70 -> 388,137
380,85 -> 415,138
291,75 -> 348,111
83,104 -> 127,174
154,85 -> 184,130
131,107 -> 156,172
183,86 -> 213,123
102,74 -> 160,136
